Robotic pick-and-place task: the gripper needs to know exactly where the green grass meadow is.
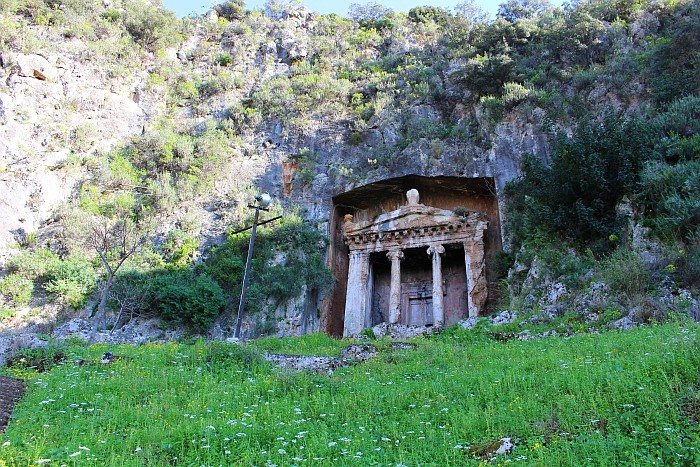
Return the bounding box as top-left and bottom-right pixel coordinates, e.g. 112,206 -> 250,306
1,322 -> 699,466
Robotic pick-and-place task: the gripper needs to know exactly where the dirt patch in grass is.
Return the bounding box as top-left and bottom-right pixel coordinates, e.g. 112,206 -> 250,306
0,376 -> 25,433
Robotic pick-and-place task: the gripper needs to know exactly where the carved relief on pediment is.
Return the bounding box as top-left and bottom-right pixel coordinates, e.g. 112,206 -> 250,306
342,189 -> 487,252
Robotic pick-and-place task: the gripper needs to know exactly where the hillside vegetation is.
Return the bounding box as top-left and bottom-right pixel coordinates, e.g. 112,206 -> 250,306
1,321 -> 699,465
0,0 -> 698,335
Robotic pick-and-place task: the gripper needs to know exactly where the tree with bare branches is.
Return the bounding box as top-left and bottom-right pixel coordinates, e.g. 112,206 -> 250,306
88,216 -> 150,342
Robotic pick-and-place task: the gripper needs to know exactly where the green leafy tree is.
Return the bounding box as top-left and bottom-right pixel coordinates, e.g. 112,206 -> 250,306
215,0 -> 246,21
507,113 -> 656,248
151,271 -> 226,332
498,0 -> 552,22
123,0 -> 180,52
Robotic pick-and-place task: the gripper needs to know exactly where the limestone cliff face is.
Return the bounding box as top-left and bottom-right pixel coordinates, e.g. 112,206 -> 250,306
0,4 -> 553,338
0,5 -> 552,261
0,36 -> 164,259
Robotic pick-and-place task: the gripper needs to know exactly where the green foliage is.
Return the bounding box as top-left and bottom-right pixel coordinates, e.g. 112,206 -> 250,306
643,2 -> 700,105
498,0 -> 552,22
5,249 -> 59,280
150,271 -> 226,332
0,306 -> 16,320
597,247 -> 651,297
5,344 -> 66,373
122,0 -> 180,52
214,0 -> 246,21
204,212 -> 333,321
2,324 -> 700,464
250,67 -> 353,119
293,147 -> 316,187
253,332 -> 348,356
348,2 -> 394,30
101,8 -> 120,22
408,6 -> 450,25
455,49 -> 516,98
200,339 -> 268,373
675,246 -> 700,290
653,96 -> 700,163
0,273 -> 33,307
43,256 -> 96,308
161,229 -> 199,268
639,160 -> 700,242
214,51 -> 233,67
2,248 -> 100,309
506,113 -> 656,248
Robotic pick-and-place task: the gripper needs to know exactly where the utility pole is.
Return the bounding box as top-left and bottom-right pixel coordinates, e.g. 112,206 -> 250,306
234,193 -> 271,339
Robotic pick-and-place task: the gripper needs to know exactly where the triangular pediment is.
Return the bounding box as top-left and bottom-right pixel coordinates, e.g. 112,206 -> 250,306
345,204 -> 458,235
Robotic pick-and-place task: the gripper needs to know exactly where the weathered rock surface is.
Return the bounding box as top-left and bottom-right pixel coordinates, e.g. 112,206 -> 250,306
0,44 -> 161,258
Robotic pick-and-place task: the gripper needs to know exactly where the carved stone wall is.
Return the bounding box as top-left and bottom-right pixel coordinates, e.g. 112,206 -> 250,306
335,186 -> 489,337
323,175 -> 501,337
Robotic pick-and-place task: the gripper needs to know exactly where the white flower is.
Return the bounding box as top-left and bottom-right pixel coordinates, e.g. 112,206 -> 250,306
69,452 -> 81,457
134,446 -> 142,452
35,460 -> 52,464
278,449 -> 287,454
328,441 -> 337,447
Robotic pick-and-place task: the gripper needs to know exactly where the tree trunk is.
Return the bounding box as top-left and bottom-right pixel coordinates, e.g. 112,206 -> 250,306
89,273 -> 115,344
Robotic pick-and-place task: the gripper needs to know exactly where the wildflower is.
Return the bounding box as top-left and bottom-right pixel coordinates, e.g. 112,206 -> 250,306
328,441 -> 337,447
134,446 -> 142,452
34,460 -> 52,465
278,448 -> 287,454
69,452 -> 81,458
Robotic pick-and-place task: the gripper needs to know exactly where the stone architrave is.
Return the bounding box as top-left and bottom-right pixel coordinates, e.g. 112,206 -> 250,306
341,189 -> 489,336
343,250 -> 370,337
427,244 -> 445,326
386,249 -> 404,324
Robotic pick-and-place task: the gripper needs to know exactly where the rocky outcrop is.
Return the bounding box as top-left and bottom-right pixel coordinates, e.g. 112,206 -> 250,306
0,40 -> 164,260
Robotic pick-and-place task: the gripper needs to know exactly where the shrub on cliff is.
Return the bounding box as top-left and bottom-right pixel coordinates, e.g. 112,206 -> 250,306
506,113 -> 656,249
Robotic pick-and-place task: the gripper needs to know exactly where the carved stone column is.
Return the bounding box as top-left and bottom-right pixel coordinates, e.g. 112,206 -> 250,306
344,250 -> 370,337
386,249 -> 404,324
427,244 -> 445,327
463,220 -> 488,317
463,246 -> 474,317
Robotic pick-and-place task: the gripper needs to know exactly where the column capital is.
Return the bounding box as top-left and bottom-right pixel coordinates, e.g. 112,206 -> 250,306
427,244 -> 445,256
349,249 -> 368,259
386,249 -> 404,262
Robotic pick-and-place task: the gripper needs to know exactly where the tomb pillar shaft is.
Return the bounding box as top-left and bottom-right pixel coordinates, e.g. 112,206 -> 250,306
386,249 -> 404,324
463,223 -> 487,317
344,249 -> 370,337
463,243 -> 475,317
427,244 -> 445,327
